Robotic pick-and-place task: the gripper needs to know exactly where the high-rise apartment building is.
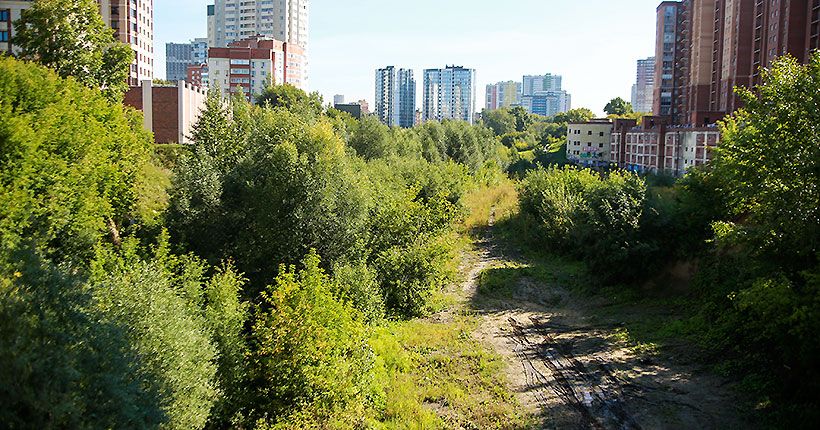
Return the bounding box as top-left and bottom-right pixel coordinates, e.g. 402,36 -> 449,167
631,57 -> 656,113
0,1 -> 29,54
522,92 -> 571,117
375,66 -> 416,128
1,0 -> 154,86
485,81 -> 522,110
98,0 -> 154,86
207,0 -> 308,49
654,0 -> 819,125
653,1 -> 687,122
208,36 -> 305,100
166,38 -> 208,83
523,74 -> 562,94
422,66 -> 476,124
521,73 -> 571,117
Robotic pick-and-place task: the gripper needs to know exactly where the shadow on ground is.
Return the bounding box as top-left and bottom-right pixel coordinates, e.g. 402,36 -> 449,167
465,225 -> 753,430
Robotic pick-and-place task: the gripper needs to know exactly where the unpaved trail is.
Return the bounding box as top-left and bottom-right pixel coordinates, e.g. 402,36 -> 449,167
465,224 -> 753,430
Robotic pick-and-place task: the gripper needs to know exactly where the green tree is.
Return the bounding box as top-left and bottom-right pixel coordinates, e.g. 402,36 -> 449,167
14,0 -> 134,101
553,108 -> 595,124
603,97 -> 633,116
255,83 -> 324,116
509,106 -> 533,132
349,115 -> 392,160
711,53 -> 820,269
481,108 -> 516,136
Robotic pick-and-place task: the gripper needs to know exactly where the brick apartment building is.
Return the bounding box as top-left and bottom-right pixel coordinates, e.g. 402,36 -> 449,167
610,117 -> 720,176
124,80 -> 208,144
655,0 -> 820,125
187,63 -> 209,88
208,36 -> 306,101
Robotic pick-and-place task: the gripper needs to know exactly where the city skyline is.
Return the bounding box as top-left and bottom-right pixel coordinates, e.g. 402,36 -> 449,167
155,0 -> 662,116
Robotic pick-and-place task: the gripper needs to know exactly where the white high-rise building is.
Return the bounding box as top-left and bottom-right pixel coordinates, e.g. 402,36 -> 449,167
375,66 -> 416,128
423,66 -> 476,124
523,74 -> 562,95
208,0 -> 308,50
631,57 -> 655,113
521,72 -> 571,117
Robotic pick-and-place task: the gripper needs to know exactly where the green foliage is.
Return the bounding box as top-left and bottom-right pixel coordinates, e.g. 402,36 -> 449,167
333,262 -> 385,324
603,97 -> 633,116
520,167 -> 670,284
349,115 -> 392,160
375,234 -> 456,318
0,56 -> 152,266
255,83 -> 324,117
414,120 -> 503,171
248,252 -> 375,427
91,242 -> 221,430
712,53 -> 819,272
509,106 -> 533,132
0,251 -> 164,429
481,108 -> 516,136
170,104 -> 371,288
552,108 -> 595,124
679,53 -> 820,425
202,263 -> 251,428
14,0 -> 134,101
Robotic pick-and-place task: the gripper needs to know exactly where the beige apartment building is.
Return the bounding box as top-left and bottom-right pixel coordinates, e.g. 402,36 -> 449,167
566,119 -> 614,167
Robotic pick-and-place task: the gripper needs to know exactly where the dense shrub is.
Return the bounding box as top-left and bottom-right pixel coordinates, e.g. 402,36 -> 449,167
0,251 -> 163,429
0,56 -> 152,265
520,167 -> 671,284
169,105 -> 372,288
682,53 -> 820,425
248,252 -> 375,427
91,243 -> 223,430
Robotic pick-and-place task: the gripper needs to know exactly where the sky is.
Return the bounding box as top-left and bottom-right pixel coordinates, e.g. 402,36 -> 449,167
155,0 -> 661,116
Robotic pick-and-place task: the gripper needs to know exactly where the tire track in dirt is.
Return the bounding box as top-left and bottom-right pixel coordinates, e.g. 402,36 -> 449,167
468,217 -> 753,429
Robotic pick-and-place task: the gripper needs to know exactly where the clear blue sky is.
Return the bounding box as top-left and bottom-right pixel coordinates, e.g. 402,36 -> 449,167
155,0 -> 661,115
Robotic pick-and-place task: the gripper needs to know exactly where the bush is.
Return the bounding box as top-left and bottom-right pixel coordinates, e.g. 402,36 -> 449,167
0,251 -> 164,429
91,244 -> 221,430
169,105 -> 372,288
519,167 -> 672,284
375,235 -> 456,318
248,252 -> 376,427
0,56 -> 152,266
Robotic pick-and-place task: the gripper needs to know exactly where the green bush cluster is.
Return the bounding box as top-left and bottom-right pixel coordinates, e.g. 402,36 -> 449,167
519,167 -> 670,284
515,53 -> 820,426
680,53 -> 820,425
0,55 -> 498,428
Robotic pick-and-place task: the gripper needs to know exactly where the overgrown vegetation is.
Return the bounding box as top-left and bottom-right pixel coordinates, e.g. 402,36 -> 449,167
0,49 -> 524,428
510,53 -> 820,428
3,3 -> 817,427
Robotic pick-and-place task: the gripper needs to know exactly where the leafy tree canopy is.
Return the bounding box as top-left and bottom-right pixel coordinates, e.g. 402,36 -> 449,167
603,97 -> 633,116
14,0 -> 134,101
256,82 -> 324,116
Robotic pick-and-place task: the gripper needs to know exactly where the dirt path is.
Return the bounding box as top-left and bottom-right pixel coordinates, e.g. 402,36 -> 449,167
465,224 -> 752,430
